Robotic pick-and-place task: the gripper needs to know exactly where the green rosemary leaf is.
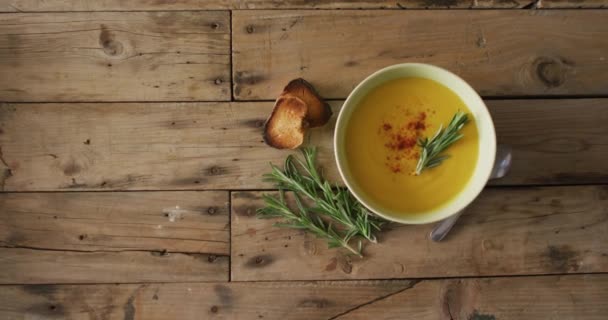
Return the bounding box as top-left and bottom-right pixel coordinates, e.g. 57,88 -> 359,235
257,147 -> 386,257
415,111 -> 469,175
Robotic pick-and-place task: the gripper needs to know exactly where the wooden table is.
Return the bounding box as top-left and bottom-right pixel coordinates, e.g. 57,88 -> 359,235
1,1 -> 607,319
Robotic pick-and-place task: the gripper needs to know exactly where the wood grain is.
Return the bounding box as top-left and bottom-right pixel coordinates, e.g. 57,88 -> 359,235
541,0 -> 608,8
0,191 -> 229,284
233,10 -> 608,99
231,186 -> 608,281
0,248 -> 228,284
2,0 -> 606,11
0,12 -> 230,101
489,99 -> 608,185
0,275 -> 606,319
0,192 -> 229,254
1,99 -> 606,191
331,275 -> 608,319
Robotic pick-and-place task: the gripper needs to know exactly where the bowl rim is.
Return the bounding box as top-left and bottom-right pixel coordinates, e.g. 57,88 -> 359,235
333,63 -> 497,224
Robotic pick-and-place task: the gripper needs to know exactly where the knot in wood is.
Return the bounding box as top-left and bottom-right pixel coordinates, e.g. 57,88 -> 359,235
207,166 -> 225,176
534,57 -> 567,88
246,254 -> 274,268
102,40 -> 123,56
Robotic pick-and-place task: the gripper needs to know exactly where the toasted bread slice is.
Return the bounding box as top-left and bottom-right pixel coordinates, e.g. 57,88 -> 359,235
263,95 -> 309,149
282,78 -> 332,127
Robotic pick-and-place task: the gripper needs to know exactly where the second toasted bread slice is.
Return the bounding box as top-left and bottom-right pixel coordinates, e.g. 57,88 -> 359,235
282,78 -> 332,128
263,95 -> 308,149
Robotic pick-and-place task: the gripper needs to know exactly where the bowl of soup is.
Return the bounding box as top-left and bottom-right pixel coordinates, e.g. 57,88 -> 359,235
334,63 -> 496,224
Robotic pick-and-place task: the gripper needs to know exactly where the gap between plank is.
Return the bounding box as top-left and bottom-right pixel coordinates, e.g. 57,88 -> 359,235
229,10 -> 235,102
0,272 -> 606,287
0,245 -> 229,257
1,182 -> 607,194
1,7 -> 607,14
2,95 -> 608,104
227,271 -> 608,284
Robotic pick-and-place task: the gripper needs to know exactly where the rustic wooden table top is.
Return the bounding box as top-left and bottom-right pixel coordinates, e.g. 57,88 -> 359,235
1,1 -> 607,319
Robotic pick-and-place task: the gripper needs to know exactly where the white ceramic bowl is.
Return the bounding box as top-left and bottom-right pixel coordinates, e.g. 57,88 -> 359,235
334,63 -> 496,224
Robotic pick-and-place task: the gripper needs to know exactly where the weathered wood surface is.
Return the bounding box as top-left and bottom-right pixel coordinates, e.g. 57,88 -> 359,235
231,186 -> 608,281
541,0 -> 608,8
0,191 -> 229,254
330,275 -> 608,319
0,247 -> 228,284
0,3 -> 605,317
1,99 -> 606,191
233,10 -> 608,100
489,99 -> 608,185
0,275 -> 606,319
1,0 -> 606,11
0,191 -> 229,284
0,12 -> 230,102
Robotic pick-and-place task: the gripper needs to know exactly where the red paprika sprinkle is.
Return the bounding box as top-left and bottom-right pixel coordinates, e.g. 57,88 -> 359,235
396,137 -> 416,150
407,112 -> 427,131
380,110 -> 430,173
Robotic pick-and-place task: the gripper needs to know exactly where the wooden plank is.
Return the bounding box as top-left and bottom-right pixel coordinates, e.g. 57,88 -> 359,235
1,0 -> 607,11
0,275 -> 606,319
0,191 -> 229,284
1,99 -> 606,191
0,12 -> 230,101
231,186 -> 608,281
489,99 -> 608,185
0,192 -> 229,255
541,0 -> 608,8
233,10 -> 608,100
331,275 -> 608,319
0,248 -> 228,284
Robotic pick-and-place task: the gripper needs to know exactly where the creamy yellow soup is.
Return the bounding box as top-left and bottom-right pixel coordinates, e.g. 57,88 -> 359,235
345,77 -> 479,215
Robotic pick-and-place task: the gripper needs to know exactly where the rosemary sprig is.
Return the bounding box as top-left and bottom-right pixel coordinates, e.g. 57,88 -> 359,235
257,147 -> 385,256
257,191 -> 362,256
415,111 -> 469,175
